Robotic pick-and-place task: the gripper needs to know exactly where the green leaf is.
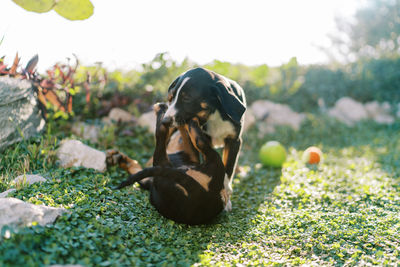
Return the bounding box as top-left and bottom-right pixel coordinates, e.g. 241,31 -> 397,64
53,0 -> 94,21
12,0 -> 54,13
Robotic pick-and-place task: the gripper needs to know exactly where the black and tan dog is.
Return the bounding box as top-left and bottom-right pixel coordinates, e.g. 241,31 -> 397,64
163,67 -> 246,210
107,103 -> 227,225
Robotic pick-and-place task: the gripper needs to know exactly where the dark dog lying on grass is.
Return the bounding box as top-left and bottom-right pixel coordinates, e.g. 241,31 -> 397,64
164,68 -> 247,211
107,103 -> 228,225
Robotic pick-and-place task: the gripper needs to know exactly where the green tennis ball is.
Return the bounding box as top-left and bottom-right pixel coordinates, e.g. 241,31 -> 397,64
259,141 -> 287,167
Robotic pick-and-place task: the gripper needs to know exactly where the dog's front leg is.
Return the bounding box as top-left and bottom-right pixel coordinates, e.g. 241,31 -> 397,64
221,137 -> 242,211
153,103 -> 174,167
222,137 -> 242,180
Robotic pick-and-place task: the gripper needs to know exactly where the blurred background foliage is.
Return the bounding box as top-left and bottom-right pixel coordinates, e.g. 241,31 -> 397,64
331,0 -> 400,59
36,0 -> 400,119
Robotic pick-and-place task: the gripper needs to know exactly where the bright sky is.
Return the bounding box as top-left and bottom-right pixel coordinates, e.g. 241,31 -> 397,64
1,0 -> 362,72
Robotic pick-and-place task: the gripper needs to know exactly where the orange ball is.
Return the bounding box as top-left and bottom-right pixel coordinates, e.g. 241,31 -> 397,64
302,146 -> 322,164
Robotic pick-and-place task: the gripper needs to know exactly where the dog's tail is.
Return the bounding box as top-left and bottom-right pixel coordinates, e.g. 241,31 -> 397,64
115,166 -> 189,190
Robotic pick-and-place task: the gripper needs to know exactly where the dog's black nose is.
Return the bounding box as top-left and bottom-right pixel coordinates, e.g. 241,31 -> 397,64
162,116 -> 173,126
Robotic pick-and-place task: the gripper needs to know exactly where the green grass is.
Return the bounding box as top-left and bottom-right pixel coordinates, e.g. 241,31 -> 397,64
0,115 -> 399,266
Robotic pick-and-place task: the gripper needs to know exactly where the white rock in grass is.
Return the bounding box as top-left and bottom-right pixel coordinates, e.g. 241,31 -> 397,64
108,108 -> 135,123
57,140 -> 106,172
364,101 -> 394,124
329,97 -> 395,125
13,174 -> 47,185
71,122 -> 101,142
250,100 -> 306,134
0,189 -> 16,198
0,198 -> 66,229
137,111 -> 157,133
0,77 -> 46,152
328,97 -> 368,126
250,100 -> 271,120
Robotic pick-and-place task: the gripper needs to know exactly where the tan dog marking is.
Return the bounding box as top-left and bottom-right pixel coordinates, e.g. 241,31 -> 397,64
176,184 -> 189,197
186,169 -> 211,191
167,93 -> 173,102
177,126 -> 200,163
222,145 -> 230,169
196,110 -> 209,120
120,160 -> 142,175
106,150 -> 142,175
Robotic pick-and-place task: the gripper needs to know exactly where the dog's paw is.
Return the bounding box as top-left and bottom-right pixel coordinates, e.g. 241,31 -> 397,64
106,149 -> 143,175
222,174 -> 233,212
153,103 -> 168,114
224,174 -> 233,196
225,200 -> 232,212
106,149 -> 123,166
220,189 -> 233,212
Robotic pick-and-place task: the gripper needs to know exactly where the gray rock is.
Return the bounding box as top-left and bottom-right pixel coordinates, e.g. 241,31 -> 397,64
71,122 -> 101,142
0,175 -> 47,198
0,198 -> 66,229
250,100 -> 270,120
328,97 -> 395,125
328,97 -> 369,126
13,174 -> 47,185
0,189 -> 16,198
250,100 -> 306,134
364,101 -> 394,124
57,139 -> 106,172
107,107 -> 135,123
0,77 -> 46,152
137,111 -> 157,133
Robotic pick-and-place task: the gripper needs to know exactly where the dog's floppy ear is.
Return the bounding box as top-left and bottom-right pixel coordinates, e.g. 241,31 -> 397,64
214,81 -> 246,126
168,76 -> 180,91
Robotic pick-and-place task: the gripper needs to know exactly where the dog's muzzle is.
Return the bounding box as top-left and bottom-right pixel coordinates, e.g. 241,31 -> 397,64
163,114 -> 187,127
162,116 -> 174,126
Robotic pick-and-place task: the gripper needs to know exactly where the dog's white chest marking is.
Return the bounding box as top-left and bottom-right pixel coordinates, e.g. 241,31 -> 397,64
205,110 -> 236,147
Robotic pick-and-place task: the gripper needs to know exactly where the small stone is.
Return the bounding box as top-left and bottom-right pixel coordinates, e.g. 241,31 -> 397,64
250,100 -> 306,133
137,111 -> 157,133
328,97 -> 395,125
0,198 -> 66,229
364,101 -> 394,124
328,97 -> 368,126
13,174 -> 47,185
250,100 -> 270,120
0,77 -> 46,152
0,189 -> 16,198
71,122 -> 101,142
57,140 -> 106,172
108,108 -> 135,123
